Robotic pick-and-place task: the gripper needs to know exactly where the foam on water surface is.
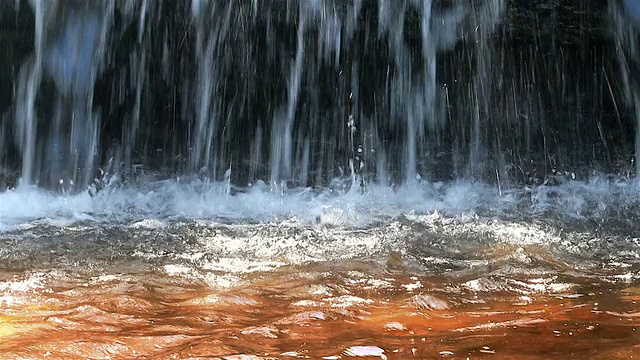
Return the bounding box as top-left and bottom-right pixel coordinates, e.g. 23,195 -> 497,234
1,175 -> 639,231
0,178 -> 640,311
0,177 -> 639,291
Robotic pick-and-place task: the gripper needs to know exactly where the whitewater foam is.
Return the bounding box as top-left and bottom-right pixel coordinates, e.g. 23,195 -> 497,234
1,176 -> 639,232
0,176 -> 638,279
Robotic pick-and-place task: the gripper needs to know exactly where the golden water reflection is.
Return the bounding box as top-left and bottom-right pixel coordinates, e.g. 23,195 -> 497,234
0,264 -> 638,359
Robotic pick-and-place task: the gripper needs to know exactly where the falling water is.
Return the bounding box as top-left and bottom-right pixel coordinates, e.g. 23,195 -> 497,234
3,0 -> 514,190
611,0 -> 640,180
13,0 -> 113,189
2,0 -> 632,191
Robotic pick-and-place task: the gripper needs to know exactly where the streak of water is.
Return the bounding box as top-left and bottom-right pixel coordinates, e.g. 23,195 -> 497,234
6,0 -> 514,190
14,1 -> 114,189
612,0 -> 640,182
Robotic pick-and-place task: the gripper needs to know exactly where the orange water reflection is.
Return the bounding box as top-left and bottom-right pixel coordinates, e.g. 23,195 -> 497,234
0,265 -> 638,359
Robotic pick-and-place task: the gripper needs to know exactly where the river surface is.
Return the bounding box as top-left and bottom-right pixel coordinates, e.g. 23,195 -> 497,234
0,179 -> 639,359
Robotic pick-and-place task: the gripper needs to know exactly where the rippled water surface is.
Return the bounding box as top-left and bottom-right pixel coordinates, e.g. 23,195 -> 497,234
0,180 -> 639,359
0,265 -> 638,359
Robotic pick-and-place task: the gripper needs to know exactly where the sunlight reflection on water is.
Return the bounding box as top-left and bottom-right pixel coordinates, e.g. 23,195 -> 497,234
0,258 -> 638,359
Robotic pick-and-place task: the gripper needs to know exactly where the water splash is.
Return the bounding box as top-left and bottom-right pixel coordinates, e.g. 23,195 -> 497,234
2,173 -> 640,233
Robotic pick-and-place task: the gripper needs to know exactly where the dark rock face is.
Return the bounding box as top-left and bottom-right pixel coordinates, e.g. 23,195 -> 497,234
0,0 -> 636,189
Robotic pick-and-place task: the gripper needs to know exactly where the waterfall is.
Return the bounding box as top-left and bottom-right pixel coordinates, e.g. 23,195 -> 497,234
611,0 -> 640,181
184,0 -> 507,188
1,0 -> 632,192
13,0 -> 113,189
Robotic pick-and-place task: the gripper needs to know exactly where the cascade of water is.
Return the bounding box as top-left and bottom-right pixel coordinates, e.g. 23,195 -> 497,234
611,0 -> 640,180
190,1 -> 230,178
183,0 -> 509,190
13,0 -> 45,187
464,0 -> 505,178
269,6 -> 306,191
13,0 -> 114,189
121,0 -> 149,175
7,0 -> 511,191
